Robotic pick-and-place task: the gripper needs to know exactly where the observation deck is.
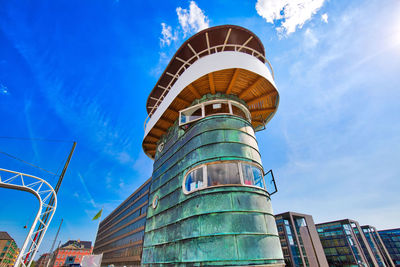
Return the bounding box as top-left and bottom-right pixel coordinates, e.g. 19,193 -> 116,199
143,25 -> 279,159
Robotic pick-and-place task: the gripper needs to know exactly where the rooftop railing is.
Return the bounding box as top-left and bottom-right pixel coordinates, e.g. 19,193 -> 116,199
144,43 -> 275,131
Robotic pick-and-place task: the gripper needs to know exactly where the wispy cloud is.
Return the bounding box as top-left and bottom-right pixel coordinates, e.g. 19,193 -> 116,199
159,1 -> 209,47
255,0 -> 326,36
176,1 -> 209,37
160,23 -> 178,47
0,83 -> 9,95
77,172 -> 97,208
321,13 -> 328,23
268,0 -> 400,228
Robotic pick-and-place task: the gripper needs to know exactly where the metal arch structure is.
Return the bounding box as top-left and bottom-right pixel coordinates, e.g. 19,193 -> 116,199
0,168 -> 57,267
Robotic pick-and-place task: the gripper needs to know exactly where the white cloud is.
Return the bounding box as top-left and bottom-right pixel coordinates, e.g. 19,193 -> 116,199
321,13 -> 328,23
160,23 -> 177,47
159,1 -> 209,47
304,28 -> 318,48
0,84 -> 9,95
255,0 -> 326,36
176,1 -> 209,37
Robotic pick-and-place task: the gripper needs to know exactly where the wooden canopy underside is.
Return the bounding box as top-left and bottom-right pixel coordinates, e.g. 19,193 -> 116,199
143,68 -> 278,158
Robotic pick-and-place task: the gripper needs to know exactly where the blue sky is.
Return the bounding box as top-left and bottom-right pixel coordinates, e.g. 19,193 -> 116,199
0,0 -> 399,258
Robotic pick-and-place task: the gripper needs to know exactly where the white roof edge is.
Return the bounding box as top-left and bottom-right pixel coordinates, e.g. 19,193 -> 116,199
143,51 -> 276,140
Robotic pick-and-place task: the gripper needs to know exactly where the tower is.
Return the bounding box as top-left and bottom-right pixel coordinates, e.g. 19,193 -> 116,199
142,25 -> 284,266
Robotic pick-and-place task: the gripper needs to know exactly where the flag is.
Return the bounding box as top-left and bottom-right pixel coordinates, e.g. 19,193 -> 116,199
92,209 -> 102,221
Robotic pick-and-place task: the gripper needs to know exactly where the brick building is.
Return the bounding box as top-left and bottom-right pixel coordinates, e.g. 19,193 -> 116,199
50,240 -> 92,267
0,232 -> 19,267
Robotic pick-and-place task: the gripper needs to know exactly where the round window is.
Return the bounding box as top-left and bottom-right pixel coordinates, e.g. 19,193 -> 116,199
152,195 -> 159,209
158,142 -> 164,153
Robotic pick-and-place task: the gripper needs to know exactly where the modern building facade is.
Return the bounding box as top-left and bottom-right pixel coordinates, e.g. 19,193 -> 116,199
362,225 -> 394,267
378,228 -> 400,266
93,178 -> 151,267
317,219 -> 381,266
275,212 -> 328,267
50,240 -> 92,267
141,25 -> 284,266
0,232 -> 19,267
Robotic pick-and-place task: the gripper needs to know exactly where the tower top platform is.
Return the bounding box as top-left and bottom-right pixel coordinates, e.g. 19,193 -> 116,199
143,25 -> 279,159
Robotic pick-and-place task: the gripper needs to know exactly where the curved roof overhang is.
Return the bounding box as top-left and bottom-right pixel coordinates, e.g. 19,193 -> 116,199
143,51 -> 279,159
142,25 -> 278,159
146,25 -> 268,116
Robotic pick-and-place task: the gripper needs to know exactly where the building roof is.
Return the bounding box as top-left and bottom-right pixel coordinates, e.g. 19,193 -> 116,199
142,25 -> 279,158
61,240 -> 91,249
146,25 -> 267,116
0,232 -> 13,240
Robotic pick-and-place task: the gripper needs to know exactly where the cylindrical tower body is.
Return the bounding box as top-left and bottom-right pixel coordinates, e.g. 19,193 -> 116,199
141,25 -> 284,266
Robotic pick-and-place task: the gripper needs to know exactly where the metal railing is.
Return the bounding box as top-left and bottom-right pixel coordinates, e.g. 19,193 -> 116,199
144,43 -> 275,131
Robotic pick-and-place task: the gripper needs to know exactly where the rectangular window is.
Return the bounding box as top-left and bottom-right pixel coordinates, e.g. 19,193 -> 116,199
207,162 -> 241,186
242,163 -> 265,189
180,105 -> 203,124
179,100 -> 250,126
231,103 -> 248,120
204,102 -> 229,116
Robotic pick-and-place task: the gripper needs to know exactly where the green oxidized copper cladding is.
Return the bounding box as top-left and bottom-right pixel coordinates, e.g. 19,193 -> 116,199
142,95 -> 284,266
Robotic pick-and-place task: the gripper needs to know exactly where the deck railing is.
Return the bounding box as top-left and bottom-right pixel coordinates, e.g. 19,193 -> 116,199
144,43 -> 275,131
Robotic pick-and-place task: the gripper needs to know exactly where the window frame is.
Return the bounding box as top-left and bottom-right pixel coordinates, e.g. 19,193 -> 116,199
179,99 -> 251,126
182,160 -> 268,195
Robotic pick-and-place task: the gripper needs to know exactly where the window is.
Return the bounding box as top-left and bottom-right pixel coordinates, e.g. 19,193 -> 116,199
183,161 -> 275,194
184,167 -> 204,192
204,102 -> 230,116
242,163 -> 264,188
231,102 -> 247,120
207,162 -> 241,186
179,99 -> 250,126
180,105 -> 203,125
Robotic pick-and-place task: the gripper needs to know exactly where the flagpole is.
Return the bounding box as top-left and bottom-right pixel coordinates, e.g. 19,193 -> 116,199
92,207 -> 103,255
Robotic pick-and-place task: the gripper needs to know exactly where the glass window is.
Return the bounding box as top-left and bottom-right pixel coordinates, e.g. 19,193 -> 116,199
231,103 -> 248,120
180,105 -> 203,124
207,162 -> 241,186
183,161 -> 271,194
242,163 -> 265,189
179,99 -> 250,126
184,167 -> 205,192
204,102 -> 229,116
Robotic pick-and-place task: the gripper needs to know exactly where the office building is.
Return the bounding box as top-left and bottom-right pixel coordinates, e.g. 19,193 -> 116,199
316,219 -> 380,266
0,231 -> 19,267
141,24 -> 283,266
275,212 -> 328,266
93,178 -> 151,267
361,225 -> 395,267
378,228 -> 400,266
50,240 -> 92,267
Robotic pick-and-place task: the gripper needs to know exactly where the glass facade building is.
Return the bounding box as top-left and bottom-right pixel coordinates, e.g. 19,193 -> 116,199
378,228 -> 400,267
316,219 -> 379,266
361,226 -> 394,267
275,212 -> 328,267
93,178 -> 151,267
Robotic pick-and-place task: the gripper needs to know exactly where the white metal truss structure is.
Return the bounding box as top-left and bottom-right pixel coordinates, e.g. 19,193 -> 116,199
0,168 -> 57,267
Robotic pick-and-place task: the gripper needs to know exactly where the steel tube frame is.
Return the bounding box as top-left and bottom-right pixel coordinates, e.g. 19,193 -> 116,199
0,168 -> 57,267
